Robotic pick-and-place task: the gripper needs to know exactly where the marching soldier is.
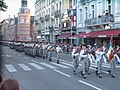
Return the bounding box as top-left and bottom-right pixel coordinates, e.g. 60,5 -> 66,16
42,42 -> 46,59
95,45 -> 105,78
72,45 -> 79,75
45,42 -> 50,58
79,44 -> 88,79
107,46 -> 115,78
47,43 -> 53,61
56,44 -> 63,64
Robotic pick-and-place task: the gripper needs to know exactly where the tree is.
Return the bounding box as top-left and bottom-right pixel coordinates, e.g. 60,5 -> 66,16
0,0 -> 8,12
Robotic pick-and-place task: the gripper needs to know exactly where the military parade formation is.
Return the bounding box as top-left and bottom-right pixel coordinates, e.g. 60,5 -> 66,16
1,40 -> 120,79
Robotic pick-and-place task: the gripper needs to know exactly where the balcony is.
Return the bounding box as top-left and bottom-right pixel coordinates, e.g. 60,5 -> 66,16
45,15 -> 50,21
85,14 -> 114,27
68,9 -> 76,16
39,17 -> 44,22
54,10 -> 61,17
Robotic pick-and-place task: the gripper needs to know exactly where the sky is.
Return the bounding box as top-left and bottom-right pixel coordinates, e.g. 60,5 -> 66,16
0,0 -> 35,22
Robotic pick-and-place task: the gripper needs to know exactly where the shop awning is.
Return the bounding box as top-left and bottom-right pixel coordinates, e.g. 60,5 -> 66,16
58,33 -> 71,39
72,32 -> 86,38
90,30 -> 120,38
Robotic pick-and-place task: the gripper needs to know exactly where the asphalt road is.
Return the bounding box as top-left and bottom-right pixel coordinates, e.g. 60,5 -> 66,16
1,46 -> 120,90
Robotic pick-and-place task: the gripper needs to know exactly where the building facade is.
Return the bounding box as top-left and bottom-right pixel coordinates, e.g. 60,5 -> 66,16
76,0 -> 120,46
35,0 -> 77,44
1,0 -> 35,42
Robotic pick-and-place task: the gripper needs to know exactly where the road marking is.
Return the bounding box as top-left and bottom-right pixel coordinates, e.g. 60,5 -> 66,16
54,69 -> 71,77
13,52 -> 16,54
50,62 -> 70,68
0,55 -> 5,57
18,64 -> 32,71
5,64 -> 17,72
6,55 -> 11,57
31,60 -> 38,63
60,62 -> 73,67
29,63 -> 44,70
24,57 -> 29,60
79,80 -> 102,90
17,54 -> 21,56
40,63 -> 57,69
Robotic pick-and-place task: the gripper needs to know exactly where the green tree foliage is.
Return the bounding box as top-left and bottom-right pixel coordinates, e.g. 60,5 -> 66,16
0,0 -> 8,11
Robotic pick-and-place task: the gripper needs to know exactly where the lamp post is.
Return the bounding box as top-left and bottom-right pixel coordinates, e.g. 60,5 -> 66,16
70,8 -> 73,45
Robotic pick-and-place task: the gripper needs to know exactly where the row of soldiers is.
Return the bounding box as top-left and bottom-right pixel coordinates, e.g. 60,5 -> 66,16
72,44 -> 120,79
5,41 -> 120,79
24,42 -> 63,64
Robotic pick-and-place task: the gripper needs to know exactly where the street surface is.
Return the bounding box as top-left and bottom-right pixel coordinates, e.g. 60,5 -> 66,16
1,46 -> 120,90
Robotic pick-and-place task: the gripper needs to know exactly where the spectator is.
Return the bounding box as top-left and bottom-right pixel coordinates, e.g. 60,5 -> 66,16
0,73 -> 3,84
102,11 -> 106,16
106,10 -> 109,15
0,79 -> 19,90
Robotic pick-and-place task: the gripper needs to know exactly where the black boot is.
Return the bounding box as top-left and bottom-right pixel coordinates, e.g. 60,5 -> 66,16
98,73 -> 102,78
43,56 -> 45,59
95,70 -> 98,76
108,70 -> 111,75
111,74 -> 115,78
57,60 -> 60,64
49,58 -> 52,61
73,70 -> 76,75
83,74 -> 86,79
81,71 -> 83,76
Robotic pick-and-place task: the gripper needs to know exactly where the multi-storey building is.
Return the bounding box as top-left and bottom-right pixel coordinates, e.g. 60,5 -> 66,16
17,0 -> 35,41
35,0 -> 62,43
1,0 -> 35,42
76,0 -> 120,46
35,0 -> 77,44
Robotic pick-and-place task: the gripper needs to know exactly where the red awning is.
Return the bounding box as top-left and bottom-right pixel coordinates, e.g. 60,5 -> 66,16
58,33 -> 71,39
91,30 -> 120,38
72,32 -> 86,38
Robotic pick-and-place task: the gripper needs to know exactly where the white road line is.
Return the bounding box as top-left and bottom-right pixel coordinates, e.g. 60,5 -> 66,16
60,59 -> 73,64
61,62 -> 73,67
18,64 -> 32,71
78,80 -> 102,90
31,60 -> 38,63
29,63 -> 44,70
13,52 -> 16,54
6,55 -> 11,57
40,63 -> 57,69
24,57 -> 29,60
54,69 -> 71,77
17,54 -> 21,56
5,64 -> 17,72
50,62 -> 70,68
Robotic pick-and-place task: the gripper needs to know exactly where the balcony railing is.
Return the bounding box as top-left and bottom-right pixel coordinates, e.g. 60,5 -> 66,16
54,10 -> 61,17
39,17 -> 44,22
85,14 -> 114,26
45,15 -> 50,21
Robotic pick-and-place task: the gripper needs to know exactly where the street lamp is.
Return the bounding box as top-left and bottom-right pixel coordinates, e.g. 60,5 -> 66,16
70,8 -> 73,45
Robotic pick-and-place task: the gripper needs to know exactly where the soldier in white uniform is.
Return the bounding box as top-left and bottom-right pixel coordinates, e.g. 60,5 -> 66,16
47,43 -> 53,61
72,45 -> 79,75
42,42 -> 46,59
56,44 -> 63,64
95,45 -> 105,78
107,46 -> 115,78
79,44 -> 88,79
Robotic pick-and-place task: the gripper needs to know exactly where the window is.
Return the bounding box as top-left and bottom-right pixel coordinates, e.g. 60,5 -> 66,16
108,0 -> 111,14
59,2 -> 61,11
20,27 -> 23,32
91,5 -> 94,18
20,17 -> 24,23
80,9 -> 82,21
85,7 -> 87,19
64,23 -> 66,27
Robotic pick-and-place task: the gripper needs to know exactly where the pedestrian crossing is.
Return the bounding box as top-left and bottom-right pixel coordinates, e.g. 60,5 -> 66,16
4,60 -> 120,73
